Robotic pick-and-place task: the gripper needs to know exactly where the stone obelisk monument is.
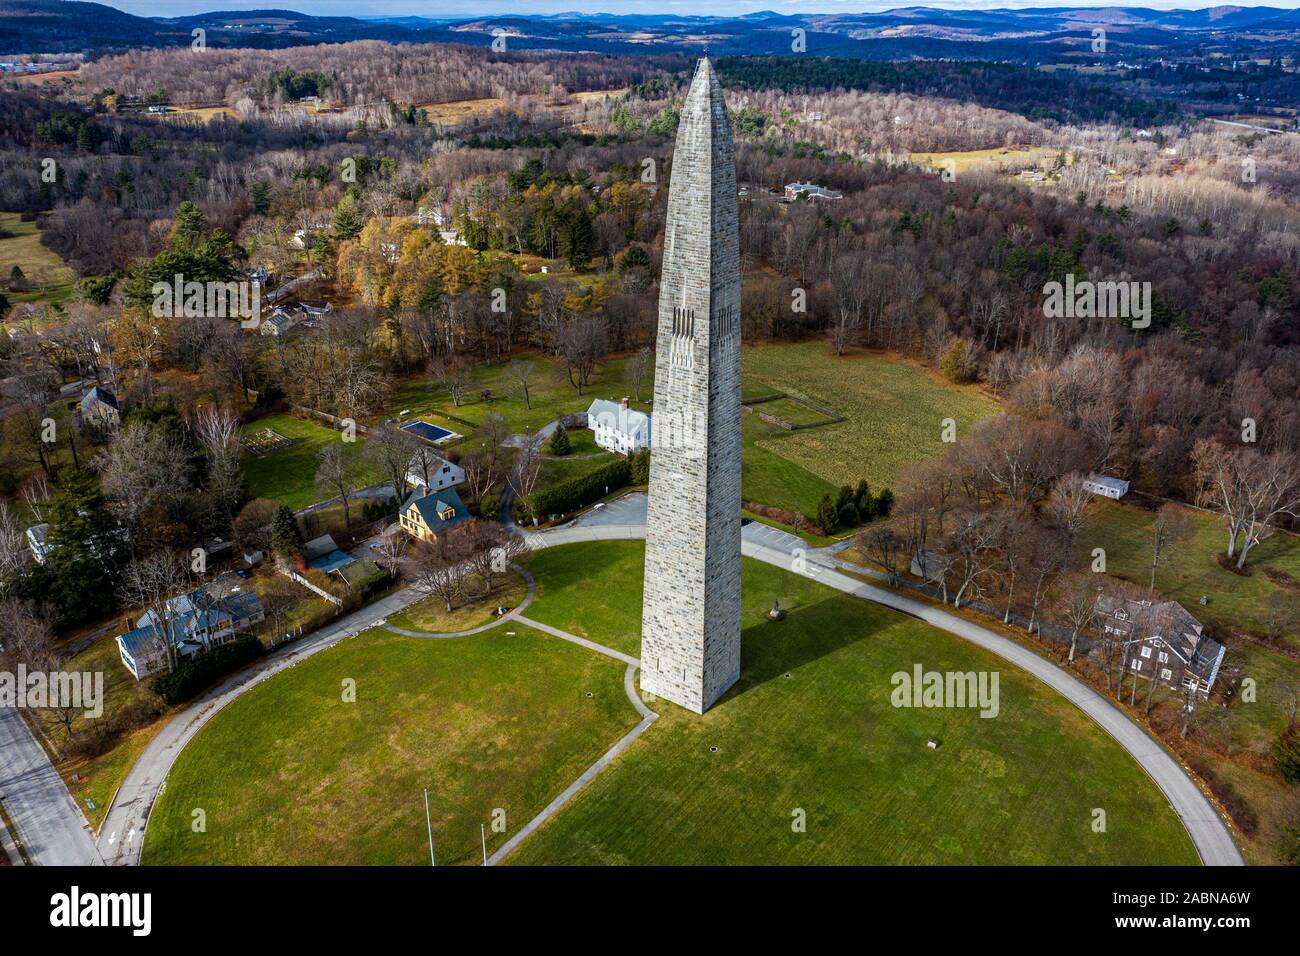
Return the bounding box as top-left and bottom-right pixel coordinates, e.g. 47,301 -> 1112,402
640,57 -> 742,714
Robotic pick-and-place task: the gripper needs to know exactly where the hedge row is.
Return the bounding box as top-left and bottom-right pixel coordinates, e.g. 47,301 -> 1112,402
150,634 -> 264,705
523,458 -> 632,519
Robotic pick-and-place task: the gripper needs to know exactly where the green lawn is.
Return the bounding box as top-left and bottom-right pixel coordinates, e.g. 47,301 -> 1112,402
1080,498 -> 1300,644
240,413 -> 382,510
141,625 -> 637,865
539,429 -> 617,487
741,413 -> 837,517
0,212 -> 78,317
386,353 -> 653,437
756,397 -> 839,427
525,540 -> 645,657
52,633 -> 168,829
740,343 -> 1000,496
139,538 -> 1201,866
385,572 -> 528,634
509,542 -> 1200,865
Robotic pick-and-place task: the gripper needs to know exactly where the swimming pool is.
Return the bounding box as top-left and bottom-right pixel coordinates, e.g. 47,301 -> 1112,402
400,420 -> 457,443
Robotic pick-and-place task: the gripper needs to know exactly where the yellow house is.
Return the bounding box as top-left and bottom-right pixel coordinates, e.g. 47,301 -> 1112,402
399,487 -> 470,542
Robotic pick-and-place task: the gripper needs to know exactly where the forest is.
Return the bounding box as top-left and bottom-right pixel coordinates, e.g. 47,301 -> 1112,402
3,33 -> 1300,864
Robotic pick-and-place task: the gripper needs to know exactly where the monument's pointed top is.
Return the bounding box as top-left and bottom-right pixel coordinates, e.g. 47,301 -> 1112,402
681,55 -> 728,133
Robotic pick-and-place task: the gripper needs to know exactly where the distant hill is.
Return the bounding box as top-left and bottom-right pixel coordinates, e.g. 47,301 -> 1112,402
3,1 -> 1299,56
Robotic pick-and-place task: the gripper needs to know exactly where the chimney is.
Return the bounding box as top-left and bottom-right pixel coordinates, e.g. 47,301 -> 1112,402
620,397 -> 629,410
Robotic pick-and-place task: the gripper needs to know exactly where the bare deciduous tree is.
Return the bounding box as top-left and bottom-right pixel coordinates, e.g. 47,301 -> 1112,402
365,422 -> 420,502
1045,471 -> 1092,545
1052,573 -> 1099,664
506,358 -> 536,410
97,421 -> 191,553
315,442 -> 363,529
1192,439 -> 1300,569
1149,502 -> 1192,592
858,522 -> 904,586
406,532 -> 471,612
192,404 -> 244,523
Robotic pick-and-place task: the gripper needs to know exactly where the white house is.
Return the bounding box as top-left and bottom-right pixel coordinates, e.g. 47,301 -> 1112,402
1083,474 -> 1130,500
785,181 -> 843,202
26,523 -> 49,564
586,398 -> 651,455
116,588 -> 265,680
405,453 -> 465,493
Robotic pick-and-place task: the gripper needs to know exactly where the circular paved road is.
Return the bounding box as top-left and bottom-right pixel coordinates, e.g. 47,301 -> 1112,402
99,522 -> 1243,866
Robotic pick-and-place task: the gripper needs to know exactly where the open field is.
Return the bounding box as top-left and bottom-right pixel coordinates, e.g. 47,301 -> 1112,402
507,542 -> 1199,865
0,212 -> 77,314
140,624 -> 637,865
239,413 -> 382,510
385,353 -> 652,436
751,396 -> 839,428
143,105 -> 238,122
906,146 -> 1056,175
11,69 -> 80,85
416,97 -> 509,125
386,345 -> 985,518
740,343 -> 1000,497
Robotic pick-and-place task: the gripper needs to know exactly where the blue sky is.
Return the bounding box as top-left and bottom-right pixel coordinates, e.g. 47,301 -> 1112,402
103,1 -> 1300,18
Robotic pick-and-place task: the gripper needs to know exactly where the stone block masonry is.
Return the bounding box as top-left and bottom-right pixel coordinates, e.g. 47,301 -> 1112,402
640,57 -> 743,714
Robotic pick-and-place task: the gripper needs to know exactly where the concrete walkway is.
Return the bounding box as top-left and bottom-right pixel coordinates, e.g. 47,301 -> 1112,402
0,706 -> 100,865
380,567 -> 536,639
487,626 -> 656,866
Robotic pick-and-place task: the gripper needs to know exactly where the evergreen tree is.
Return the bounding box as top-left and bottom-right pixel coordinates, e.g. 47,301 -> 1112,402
169,200 -> 208,253
837,499 -> 860,528
251,181 -> 270,215
548,424 -> 572,456
816,493 -> 839,534
874,488 -> 894,518
854,479 -> 872,518
270,505 -> 304,558
332,195 -> 363,241
560,204 -> 594,271
38,470 -> 120,627
629,448 -> 651,484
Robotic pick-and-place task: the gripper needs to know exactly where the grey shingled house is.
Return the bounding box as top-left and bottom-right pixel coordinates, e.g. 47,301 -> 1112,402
1094,593 -> 1226,698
